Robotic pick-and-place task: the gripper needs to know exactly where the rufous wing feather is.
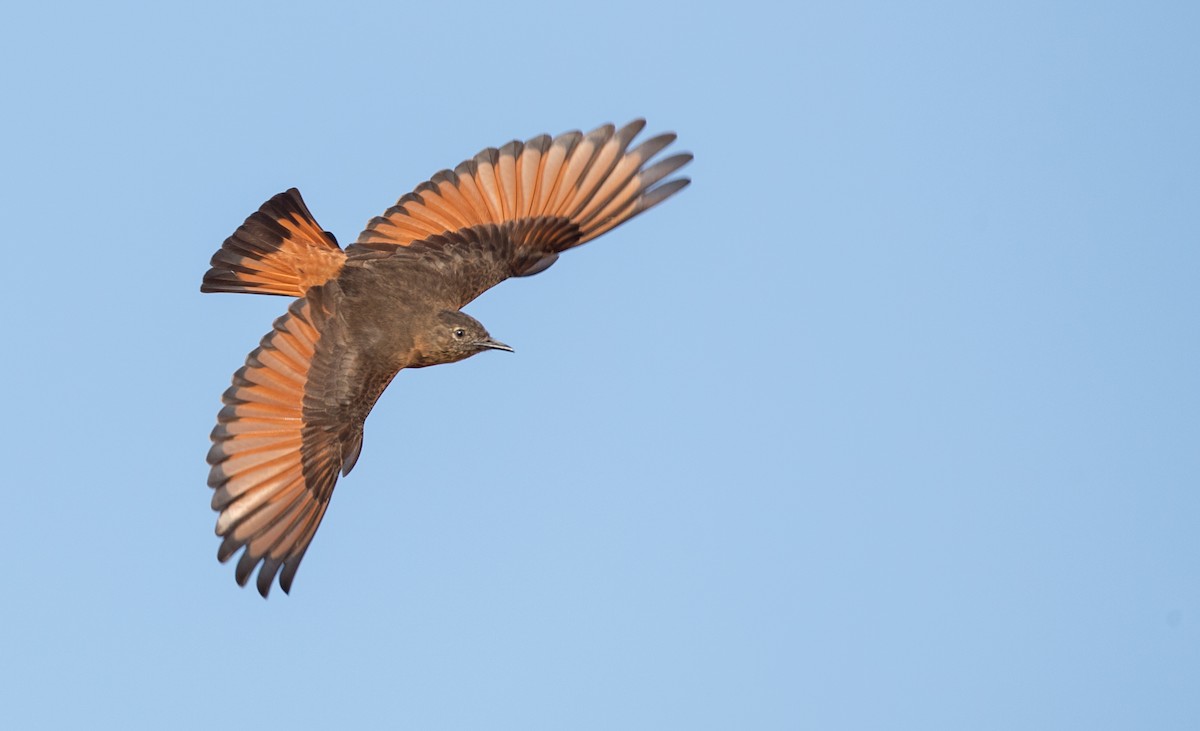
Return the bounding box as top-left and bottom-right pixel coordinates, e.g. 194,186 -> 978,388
349,120 -> 691,259
207,289 -> 351,596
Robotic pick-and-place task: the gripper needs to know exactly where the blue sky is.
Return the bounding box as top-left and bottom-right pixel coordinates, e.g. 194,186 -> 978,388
2,1 -> 1198,728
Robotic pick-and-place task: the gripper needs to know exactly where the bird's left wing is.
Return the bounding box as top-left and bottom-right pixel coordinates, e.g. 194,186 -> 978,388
207,284 -> 396,596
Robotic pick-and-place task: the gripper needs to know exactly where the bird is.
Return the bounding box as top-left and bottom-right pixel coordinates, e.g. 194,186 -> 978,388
202,119 -> 691,597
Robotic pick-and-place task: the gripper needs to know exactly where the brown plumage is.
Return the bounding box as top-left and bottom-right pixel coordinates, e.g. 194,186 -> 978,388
202,120 -> 691,597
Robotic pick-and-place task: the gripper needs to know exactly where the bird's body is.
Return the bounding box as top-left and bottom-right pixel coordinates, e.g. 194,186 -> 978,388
203,120 -> 690,596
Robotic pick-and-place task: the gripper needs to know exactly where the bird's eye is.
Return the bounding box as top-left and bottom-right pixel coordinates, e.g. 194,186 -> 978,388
453,328 -> 467,339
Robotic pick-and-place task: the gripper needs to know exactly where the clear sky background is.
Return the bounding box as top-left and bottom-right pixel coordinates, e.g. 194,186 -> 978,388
2,1 -> 1197,729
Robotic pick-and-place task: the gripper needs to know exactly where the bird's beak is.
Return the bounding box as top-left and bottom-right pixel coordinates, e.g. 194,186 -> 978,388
475,338 -> 514,353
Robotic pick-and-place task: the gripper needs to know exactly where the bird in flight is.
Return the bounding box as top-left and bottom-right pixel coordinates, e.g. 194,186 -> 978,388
202,120 -> 691,597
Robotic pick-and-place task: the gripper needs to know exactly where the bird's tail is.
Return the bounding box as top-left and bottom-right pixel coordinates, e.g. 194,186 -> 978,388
201,189 -> 346,297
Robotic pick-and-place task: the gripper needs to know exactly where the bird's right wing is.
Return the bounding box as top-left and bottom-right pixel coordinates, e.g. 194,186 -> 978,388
347,120 -> 691,304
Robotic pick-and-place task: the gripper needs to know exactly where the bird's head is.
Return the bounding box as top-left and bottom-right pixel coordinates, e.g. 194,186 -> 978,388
410,309 -> 514,367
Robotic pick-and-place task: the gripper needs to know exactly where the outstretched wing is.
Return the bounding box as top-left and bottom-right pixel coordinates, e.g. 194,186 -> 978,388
348,119 -> 690,305
206,284 -> 396,597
